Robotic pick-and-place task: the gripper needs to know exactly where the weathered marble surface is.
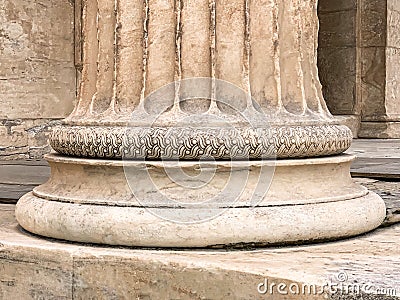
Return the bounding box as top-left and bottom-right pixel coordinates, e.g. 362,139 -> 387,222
318,0 -> 358,116
15,154 -> 386,247
69,0 -> 332,124
15,0 -> 385,248
49,0 -> 352,160
0,0 -> 75,159
318,0 -> 400,138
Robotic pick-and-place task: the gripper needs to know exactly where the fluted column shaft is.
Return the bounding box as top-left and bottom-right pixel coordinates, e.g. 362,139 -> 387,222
70,0 -> 330,121
51,0 -> 352,159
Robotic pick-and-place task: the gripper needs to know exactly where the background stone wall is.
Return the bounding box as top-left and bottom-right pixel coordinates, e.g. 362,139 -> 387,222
0,0 -> 75,159
318,0 -> 400,138
359,0 -> 400,123
318,0 -> 359,116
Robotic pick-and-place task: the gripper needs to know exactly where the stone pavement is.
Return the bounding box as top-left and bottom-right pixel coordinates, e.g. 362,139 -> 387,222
347,140 -> 400,226
348,139 -> 400,179
0,204 -> 399,299
0,159 -> 49,202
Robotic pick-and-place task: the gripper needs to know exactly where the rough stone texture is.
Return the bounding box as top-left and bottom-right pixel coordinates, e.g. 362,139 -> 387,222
15,0 -> 385,248
359,0 -> 388,122
15,153 -> 386,247
0,0 -> 76,159
0,119 -> 61,159
359,122 -> 400,139
318,0 -> 400,138
1,205 -> 399,299
318,0 -> 358,116
354,178 -> 400,226
60,0 -> 350,160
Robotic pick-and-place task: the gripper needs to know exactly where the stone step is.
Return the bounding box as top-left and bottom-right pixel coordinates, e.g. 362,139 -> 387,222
0,204 -> 398,299
0,159 -> 50,202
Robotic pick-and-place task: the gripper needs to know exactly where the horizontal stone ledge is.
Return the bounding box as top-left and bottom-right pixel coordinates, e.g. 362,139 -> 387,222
1,205 -> 398,299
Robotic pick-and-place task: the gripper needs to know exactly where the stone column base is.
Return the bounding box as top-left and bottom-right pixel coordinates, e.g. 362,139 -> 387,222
15,154 -> 385,247
334,115 -> 361,138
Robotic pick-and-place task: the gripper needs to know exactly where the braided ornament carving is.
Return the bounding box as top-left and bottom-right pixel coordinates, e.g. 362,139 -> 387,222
50,125 -> 352,159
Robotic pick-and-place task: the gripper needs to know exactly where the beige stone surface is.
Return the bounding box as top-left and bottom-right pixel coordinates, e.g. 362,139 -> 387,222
52,0 -> 353,162
318,0 -> 358,116
32,0 -> 353,168
334,115 -> 361,137
0,119 -> 61,159
15,154 -> 386,247
1,205 -> 399,299
30,154 -> 366,207
67,0 -> 334,125
11,0 -> 383,252
359,122 -> 400,138
0,0 -> 75,158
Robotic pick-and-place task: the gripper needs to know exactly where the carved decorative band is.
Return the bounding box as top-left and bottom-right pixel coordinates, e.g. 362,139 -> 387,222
50,125 -> 352,159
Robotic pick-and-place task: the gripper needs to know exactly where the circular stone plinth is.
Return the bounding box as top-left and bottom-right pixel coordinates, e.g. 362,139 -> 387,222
15,154 -> 386,248
2,206 -> 399,299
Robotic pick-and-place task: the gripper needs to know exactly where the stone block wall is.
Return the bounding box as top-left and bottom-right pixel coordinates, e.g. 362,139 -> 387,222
318,0 -> 400,138
359,0 -> 390,121
318,0 -> 359,116
0,0 -> 76,159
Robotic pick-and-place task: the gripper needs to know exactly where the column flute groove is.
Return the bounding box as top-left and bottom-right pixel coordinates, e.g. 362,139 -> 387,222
215,0 -> 247,113
172,0 -> 182,112
138,0 -> 149,111
243,0 -> 252,110
90,0 -> 116,114
180,0 -> 211,113
208,0 -> 218,113
294,0 -> 307,115
114,0 -> 145,115
144,0 -> 176,115
69,0 -> 99,120
272,0 -> 283,113
111,0 -> 118,115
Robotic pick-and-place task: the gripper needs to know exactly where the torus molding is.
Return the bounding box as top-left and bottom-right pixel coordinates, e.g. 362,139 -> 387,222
50,124 -> 352,160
